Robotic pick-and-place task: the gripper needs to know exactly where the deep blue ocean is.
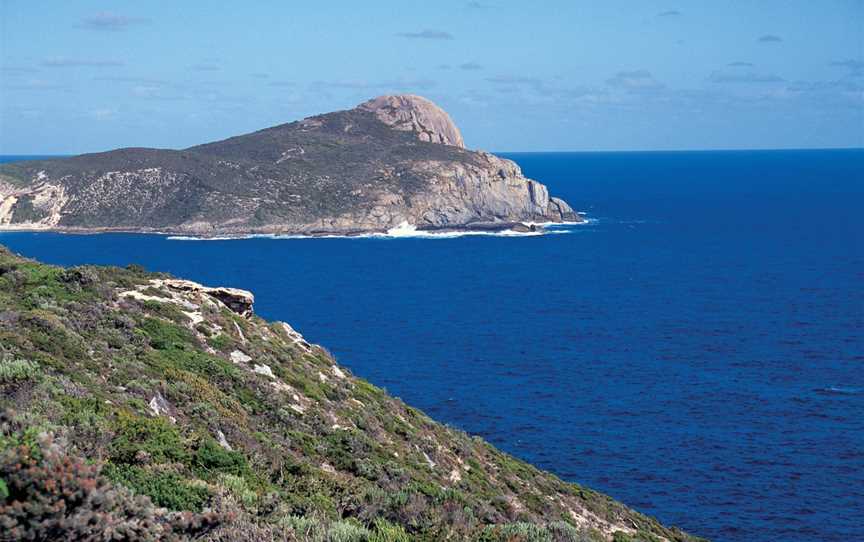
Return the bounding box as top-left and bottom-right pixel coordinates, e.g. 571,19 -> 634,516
1,150 -> 862,541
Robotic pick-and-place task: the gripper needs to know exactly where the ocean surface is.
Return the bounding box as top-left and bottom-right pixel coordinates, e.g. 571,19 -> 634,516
1,150 -> 862,541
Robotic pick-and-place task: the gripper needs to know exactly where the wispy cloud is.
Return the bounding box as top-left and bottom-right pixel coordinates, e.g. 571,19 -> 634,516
727,61 -> 754,67
267,80 -> 295,88
79,12 -> 149,31
606,70 -> 664,91
830,59 -> 864,77
658,10 -> 681,17
396,29 -> 454,40
709,71 -> 784,83
758,35 -> 782,43
466,1 -> 494,9
42,58 -> 123,68
830,59 -> 864,69
459,62 -> 483,71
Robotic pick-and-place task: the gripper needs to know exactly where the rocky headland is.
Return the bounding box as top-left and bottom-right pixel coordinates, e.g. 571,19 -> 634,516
0,95 -> 581,237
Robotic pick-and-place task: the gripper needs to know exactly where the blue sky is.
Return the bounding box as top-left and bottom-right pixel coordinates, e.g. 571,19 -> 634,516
1,0 -> 862,153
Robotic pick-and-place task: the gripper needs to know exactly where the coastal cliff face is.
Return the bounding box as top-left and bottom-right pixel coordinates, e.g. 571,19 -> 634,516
0,247 -> 701,541
0,95 -> 580,236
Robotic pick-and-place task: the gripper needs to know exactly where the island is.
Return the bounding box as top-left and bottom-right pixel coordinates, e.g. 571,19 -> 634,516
0,95 -> 581,237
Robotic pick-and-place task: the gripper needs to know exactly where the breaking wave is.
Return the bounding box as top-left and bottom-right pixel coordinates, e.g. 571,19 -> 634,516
166,220 -> 590,241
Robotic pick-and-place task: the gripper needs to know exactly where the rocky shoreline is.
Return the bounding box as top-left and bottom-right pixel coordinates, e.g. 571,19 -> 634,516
0,217 -> 587,239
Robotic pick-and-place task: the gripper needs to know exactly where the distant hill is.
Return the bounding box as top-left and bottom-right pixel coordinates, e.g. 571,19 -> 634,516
0,95 -> 580,236
0,246 -> 702,541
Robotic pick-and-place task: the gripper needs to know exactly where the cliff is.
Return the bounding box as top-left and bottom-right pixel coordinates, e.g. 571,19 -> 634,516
0,95 -> 580,236
0,247 -> 702,541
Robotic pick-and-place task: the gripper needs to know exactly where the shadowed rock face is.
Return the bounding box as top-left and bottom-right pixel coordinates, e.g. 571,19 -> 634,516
0,95 -> 581,236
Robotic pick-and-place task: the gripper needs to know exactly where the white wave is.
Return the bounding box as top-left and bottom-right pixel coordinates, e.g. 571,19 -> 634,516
166,221 -> 581,241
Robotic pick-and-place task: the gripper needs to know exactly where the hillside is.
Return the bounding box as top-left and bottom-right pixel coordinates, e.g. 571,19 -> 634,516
0,95 -> 580,237
0,246 -> 703,541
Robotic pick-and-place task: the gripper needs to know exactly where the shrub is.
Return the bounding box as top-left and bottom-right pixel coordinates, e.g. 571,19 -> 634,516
193,438 -> 248,477
207,334 -> 231,351
369,518 -> 410,542
0,357 -> 40,383
139,317 -> 195,350
283,515 -> 326,540
479,522 -> 598,542
104,464 -> 211,512
110,412 -> 189,464
143,300 -> 190,323
217,473 -> 257,508
326,520 -> 371,542
0,433 -> 221,541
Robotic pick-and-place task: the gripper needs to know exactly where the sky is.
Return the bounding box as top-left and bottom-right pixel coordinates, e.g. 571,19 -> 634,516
1,0 -> 862,153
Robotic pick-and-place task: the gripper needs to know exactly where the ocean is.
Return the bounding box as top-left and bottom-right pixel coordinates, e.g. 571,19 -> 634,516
1,149 -> 861,541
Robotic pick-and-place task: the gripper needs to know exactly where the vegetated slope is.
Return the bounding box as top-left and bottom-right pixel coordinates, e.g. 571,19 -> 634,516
0,246 -> 702,541
0,95 -> 579,236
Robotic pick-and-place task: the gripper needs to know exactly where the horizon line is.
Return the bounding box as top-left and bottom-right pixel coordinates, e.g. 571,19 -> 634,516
1,146 -> 863,158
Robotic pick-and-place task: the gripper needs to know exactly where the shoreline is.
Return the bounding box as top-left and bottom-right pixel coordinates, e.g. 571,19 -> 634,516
0,216 -> 590,240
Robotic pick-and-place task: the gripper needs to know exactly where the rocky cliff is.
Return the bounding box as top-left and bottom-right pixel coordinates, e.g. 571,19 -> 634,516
0,247 -> 702,541
0,95 -> 581,236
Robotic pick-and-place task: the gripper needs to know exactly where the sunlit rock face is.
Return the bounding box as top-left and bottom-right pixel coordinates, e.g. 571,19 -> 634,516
358,94 -> 466,148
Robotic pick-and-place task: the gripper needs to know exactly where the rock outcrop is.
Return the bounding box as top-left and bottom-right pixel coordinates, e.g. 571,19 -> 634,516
0,95 -> 582,236
162,279 -> 255,318
358,94 -> 465,148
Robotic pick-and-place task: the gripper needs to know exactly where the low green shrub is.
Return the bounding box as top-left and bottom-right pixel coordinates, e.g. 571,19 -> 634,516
110,412 -> 189,464
193,438 -> 249,477
0,357 -> 40,383
369,518 -> 410,542
326,520 -> 371,542
139,317 -> 195,350
104,463 -> 211,512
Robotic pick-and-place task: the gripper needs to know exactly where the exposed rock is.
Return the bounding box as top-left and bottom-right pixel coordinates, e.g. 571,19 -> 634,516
148,392 -> 176,423
279,322 -> 311,352
216,430 -> 232,451
0,95 -> 581,236
253,364 -> 275,378
358,94 -> 465,147
162,279 -> 254,317
230,350 -> 252,364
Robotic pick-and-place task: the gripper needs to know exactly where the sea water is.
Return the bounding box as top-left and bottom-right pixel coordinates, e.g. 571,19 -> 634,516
1,149 -> 861,541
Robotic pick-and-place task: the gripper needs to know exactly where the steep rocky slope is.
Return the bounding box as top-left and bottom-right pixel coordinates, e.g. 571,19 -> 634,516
0,247 -> 703,541
0,96 -> 580,236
